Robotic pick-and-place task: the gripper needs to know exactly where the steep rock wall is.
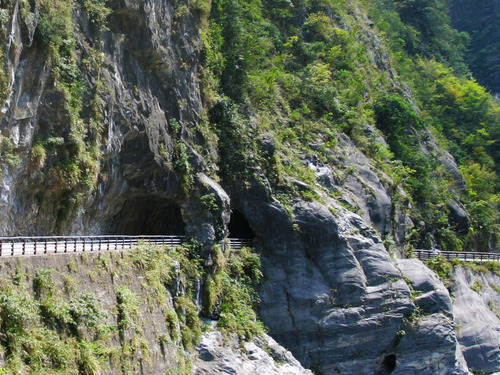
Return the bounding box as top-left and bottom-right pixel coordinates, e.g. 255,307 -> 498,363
451,266 -> 500,374
0,1 -> 486,374
0,0 -> 217,240
228,177 -> 470,374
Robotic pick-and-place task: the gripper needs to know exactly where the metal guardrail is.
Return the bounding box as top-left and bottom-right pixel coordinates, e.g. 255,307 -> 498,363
0,236 -> 254,258
0,235 -> 185,257
228,238 -> 253,250
414,249 -> 500,262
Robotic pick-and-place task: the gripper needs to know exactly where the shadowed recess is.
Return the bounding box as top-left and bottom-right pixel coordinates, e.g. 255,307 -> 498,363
109,196 -> 185,235
383,354 -> 397,373
228,210 -> 255,239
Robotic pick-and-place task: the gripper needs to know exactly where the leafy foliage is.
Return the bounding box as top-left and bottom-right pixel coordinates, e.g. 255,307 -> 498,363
202,246 -> 264,339
0,243 -> 263,374
449,0 -> 500,93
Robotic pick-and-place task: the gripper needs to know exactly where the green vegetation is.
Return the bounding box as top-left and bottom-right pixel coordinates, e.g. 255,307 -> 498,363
425,257 -> 500,291
203,246 -> 264,339
449,0 -> 500,94
28,0 -> 111,230
364,1 -> 499,251
0,268 -> 112,374
470,279 -> 485,293
0,243 -> 264,373
426,256 -> 454,287
0,0 -> 495,251
199,0 -> 500,251
459,261 -> 500,277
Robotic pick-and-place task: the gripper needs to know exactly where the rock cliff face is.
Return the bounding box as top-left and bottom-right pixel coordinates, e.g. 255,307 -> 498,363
451,266 -> 500,373
0,0 -> 214,240
219,165 -> 472,374
0,0 -> 495,374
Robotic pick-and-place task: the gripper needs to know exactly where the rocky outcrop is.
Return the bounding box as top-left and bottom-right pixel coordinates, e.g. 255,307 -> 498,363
396,259 -> 453,316
229,176 -> 470,374
396,259 -> 469,375
0,0 -> 213,238
194,331 -> 313,375
451,267 -> 500,374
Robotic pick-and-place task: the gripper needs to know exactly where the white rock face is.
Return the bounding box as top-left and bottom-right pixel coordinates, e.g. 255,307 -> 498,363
194,332 -> 313,375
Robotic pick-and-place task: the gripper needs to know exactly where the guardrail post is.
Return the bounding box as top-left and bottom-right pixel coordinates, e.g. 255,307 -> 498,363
33,241 -> 36,255
45,239 -> 48,254
22,239 -> 25,255
11,242 -> 14,256
0,241 -> 2,257
74,238 -> 77,253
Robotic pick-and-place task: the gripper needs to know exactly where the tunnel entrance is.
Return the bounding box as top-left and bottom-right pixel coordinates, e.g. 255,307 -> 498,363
228,210 -> 255,239
109,196 -> 185,235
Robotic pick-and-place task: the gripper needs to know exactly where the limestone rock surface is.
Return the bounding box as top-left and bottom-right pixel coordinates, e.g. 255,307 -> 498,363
451,267 -> 500,373
194,332 -> 313,375
231,178 -> 472,374
396,259 -> 452,316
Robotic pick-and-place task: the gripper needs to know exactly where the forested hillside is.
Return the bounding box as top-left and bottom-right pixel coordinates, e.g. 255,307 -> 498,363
450,0 -> 500,94
203,0 -> 499,252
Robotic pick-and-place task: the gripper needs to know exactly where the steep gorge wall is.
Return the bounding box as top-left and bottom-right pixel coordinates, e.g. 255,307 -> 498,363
0,0 -> 494,374
0,0 -> 216,240
451,266 -> 500,373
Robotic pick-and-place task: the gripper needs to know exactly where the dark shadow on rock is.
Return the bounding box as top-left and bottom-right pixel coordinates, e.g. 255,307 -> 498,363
108,195 -> 185,235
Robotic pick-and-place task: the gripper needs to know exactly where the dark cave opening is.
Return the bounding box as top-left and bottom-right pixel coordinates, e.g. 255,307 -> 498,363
228,210 -> 255,239
109,196 -> 185,235
383,354 -> 397,373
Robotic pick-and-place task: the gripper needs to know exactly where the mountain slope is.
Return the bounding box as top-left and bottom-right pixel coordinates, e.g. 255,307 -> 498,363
0,0 -> 498,374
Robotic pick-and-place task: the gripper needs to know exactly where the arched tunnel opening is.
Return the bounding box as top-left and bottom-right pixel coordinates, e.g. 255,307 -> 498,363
228,210 -> 255,239
109,196 -> 185,235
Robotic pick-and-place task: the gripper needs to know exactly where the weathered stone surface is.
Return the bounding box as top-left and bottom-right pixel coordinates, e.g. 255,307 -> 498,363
194,332 -> 313,375
393,314 -> 470,375
396,259 -> 453,316
0,0 -> 212,240
230,178 -> 470,374
310,135 -> 394,237
451,267 -> 500,373
446,201 -> 470,236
